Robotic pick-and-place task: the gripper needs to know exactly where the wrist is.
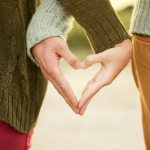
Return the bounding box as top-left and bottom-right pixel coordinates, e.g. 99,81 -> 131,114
26,0 -> 74,66
114,39 -> 133,56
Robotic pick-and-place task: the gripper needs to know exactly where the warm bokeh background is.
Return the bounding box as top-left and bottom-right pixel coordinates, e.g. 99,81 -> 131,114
32,1 -> 146,150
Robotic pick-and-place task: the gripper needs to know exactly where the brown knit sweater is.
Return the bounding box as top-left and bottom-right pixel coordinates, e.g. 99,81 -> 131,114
58,0 -> 131,54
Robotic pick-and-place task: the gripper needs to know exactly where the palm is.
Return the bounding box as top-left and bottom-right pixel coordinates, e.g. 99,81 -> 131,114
78,39 -> 133,116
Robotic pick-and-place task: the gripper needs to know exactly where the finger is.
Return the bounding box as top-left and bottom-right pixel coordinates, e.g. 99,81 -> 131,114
49,67 -> 79,108
39,54 -> 79,109
59,44 -> 81,70
42,67 -> 79,114
81,54 -> 104,69
72,106 -> 80,114
82,67 -> 105,96
79,99 -> 91,116
78,73 -> 105,109
81,79 -> 94,96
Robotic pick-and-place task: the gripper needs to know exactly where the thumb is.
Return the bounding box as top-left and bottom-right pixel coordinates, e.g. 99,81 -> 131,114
60,44 -> 81,70
81,53 -> 104,69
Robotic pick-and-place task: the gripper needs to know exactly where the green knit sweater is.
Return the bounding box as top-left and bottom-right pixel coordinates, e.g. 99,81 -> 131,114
0,0 -> 130,133
0,0 -> 48,134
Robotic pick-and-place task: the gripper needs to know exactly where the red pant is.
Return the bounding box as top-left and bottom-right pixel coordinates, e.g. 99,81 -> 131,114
0,120 -> 34,150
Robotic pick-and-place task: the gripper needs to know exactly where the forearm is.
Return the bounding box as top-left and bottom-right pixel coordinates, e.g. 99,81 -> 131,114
58,0 -> 131,54
26,0 -> 74,66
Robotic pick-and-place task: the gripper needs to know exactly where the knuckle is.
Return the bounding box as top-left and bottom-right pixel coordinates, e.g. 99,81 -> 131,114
105,78 -> 113,85
59,85 -> 64,92
47,68 -> 57,75
56,41 -> 67,51
88,79 -> 93,84
46,67 -> 53,74
68,56 -> 76,65
92,78 -> 97,83
85,55 -> 92,65
45,64 -> 59,76
86,56 -> 91,62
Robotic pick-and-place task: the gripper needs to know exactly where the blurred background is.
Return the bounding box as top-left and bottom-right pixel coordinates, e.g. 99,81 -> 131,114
32,0 -> 146,150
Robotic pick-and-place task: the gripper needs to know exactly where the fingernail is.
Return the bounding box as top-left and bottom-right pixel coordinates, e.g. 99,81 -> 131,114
80,113 -> 84,116
74,61 -> 80,69
75,109 -> 80,115
75,112 -> 78,115
81,62 -> 85,69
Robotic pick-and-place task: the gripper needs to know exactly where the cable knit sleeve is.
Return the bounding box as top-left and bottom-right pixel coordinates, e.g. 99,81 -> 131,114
26,0 -> 74,66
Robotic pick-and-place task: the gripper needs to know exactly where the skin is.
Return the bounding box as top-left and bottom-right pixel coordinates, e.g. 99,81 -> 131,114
78,39 -> 133,115
32,37 -> 133,116
32,37 -> 81,114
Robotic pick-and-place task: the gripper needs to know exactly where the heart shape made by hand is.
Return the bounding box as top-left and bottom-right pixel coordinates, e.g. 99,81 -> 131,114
32,37 -> 132,116
61,40 -> 132,116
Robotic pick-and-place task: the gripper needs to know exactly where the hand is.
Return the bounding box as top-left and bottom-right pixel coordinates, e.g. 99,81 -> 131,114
78,39 -> 133,116
32,37 -> 81,114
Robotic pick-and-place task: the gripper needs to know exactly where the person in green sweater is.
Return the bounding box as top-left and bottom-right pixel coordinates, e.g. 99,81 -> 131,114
0,0 -> 133,149
26,0 -> 132,148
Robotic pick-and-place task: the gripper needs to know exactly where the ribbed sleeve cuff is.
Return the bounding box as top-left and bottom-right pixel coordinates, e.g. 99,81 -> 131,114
129,0 -> 150,36
26,0 -> 74,66
58,0 -> 131,54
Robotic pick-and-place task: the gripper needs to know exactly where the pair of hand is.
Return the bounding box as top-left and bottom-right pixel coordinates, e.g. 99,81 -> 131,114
32,37 -> 132,116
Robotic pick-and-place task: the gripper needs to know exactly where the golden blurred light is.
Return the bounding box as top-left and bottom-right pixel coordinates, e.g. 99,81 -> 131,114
110,0 -> 135,10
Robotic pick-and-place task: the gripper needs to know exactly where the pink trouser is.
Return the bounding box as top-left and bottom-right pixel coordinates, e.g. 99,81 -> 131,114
0,120 -> 34,150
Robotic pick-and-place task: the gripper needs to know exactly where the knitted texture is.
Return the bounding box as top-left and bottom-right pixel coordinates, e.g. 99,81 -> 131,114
58,0 -> 131,54
0,0 -> 48,133
0,0 -> 131,134
129,0 -> 150,36
26,0 -> 74,66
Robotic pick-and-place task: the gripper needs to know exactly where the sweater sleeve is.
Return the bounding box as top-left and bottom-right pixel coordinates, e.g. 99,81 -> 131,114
26,0 -> 74,66
129,0 -> 150,36
58,0 -> 131,54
